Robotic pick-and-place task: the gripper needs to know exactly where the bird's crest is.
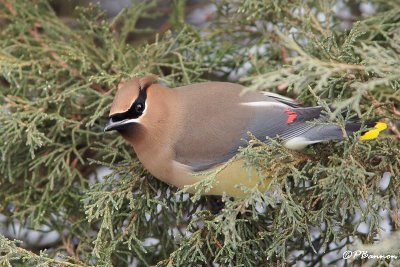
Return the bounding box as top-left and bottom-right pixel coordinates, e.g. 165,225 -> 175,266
110,75 -> 157,116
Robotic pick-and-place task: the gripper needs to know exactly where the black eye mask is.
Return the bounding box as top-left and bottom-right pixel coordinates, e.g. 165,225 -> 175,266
110,87 -> 148,122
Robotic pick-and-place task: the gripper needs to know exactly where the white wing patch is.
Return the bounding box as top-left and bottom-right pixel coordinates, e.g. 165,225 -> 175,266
240,101 -> 288,108
284,137 -> 321,150
261,92 -> 301,107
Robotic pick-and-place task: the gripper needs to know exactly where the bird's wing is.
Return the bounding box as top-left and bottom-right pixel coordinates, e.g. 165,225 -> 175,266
173,83 -> 323,171
261,91 -> 302,107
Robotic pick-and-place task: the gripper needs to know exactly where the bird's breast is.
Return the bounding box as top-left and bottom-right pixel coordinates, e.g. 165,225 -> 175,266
184,159 -> 271,197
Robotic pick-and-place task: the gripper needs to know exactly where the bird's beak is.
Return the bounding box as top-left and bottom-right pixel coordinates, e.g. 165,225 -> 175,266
104,118 -> 139,132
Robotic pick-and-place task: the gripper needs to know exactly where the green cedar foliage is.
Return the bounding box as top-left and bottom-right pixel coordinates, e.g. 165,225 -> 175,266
0,0 -> 399,266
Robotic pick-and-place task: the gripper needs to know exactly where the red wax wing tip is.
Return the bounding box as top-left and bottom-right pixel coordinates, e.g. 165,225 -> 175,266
285,109 -> 297,124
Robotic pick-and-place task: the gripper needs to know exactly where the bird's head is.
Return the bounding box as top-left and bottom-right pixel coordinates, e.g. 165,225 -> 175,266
104,75 -> 157,133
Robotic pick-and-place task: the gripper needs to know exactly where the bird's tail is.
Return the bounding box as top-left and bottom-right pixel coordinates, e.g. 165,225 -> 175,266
304,120 -> 387,142
338,107 -> 388,140
358,121 -> 387,140
283,107 -> 387,150
292,107 -> 387,142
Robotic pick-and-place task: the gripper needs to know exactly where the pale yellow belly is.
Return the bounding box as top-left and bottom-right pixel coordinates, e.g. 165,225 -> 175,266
185,159 -> 271,197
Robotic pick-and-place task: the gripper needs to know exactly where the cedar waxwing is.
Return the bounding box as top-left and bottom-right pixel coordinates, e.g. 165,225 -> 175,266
104,76 -> 387,197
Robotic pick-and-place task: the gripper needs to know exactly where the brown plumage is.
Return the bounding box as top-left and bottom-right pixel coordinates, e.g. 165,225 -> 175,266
104,76 -> 382,197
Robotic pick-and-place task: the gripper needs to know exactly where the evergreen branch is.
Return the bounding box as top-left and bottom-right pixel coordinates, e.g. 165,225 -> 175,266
0,235 -> 88,267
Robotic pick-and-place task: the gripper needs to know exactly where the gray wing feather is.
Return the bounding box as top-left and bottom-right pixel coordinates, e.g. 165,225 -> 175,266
185,106 -> 324,171
261,92 -> 302,107
174,84 -> 330,171
244,106 -> 322,143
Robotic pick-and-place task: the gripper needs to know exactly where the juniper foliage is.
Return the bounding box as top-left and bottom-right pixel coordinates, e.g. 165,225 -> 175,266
0,0 -> 399,266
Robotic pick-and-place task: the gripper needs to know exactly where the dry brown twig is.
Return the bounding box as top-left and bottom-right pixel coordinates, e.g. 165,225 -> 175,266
367,92 -> 400,140
1,0 -> 16,16
29,23 -> 81,77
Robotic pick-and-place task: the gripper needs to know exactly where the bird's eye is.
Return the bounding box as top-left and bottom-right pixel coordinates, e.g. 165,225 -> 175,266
135,103 -> 144,113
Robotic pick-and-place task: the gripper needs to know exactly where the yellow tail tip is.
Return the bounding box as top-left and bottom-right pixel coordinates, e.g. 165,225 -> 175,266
359,122 -> 387,141
374,122 -> 388,131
